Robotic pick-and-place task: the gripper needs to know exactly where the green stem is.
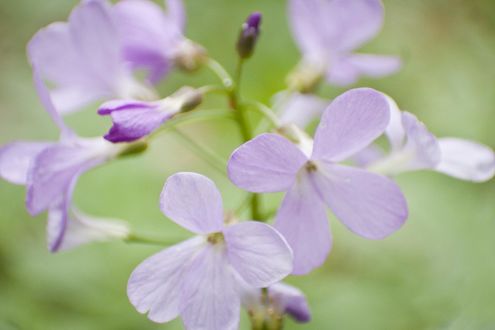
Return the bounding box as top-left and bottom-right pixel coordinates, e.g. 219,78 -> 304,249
206,58 -> 233,90
124,233 -> 180,246
171,127 -> 227,174
243,100 -> 281,129
232,59 -> 262,221
234,59 -> 244,95
206,57 -> 263,220
149,108 -> 235,140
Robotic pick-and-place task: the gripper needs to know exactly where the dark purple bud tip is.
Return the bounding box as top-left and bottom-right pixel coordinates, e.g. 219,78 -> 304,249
246,12 -> 262,31
237,12 -> 263,59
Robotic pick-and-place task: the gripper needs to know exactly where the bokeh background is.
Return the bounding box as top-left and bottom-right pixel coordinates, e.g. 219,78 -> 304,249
0,0 -> 494,329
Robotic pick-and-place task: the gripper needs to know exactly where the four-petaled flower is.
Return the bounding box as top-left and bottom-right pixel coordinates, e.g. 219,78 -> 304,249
127,172 -> 293,329
0,68 -> 129,251
28,0 -> 155,114
288,0 -> 401,87
228,88 -> 408,274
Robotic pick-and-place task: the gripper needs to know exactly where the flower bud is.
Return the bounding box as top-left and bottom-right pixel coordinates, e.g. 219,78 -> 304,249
236,12 -> 262,59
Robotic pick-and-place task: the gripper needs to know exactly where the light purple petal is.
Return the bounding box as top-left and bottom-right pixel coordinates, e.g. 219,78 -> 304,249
180,245 -> 240,330
289,0 -> 384,56
28,1 -> 129,113
400,112 -> 441,170
33,66 -> 74,137
127,236 -> 205,323
0,142 -> 51,185
326,54 -> 401,86
274,174 -> 332,275
324,54 -> 361,86
28,22 -> 104,113
348,54 -> 401,77
270,283 -> 311,323
160,172 -> 224,234
312,88 -> 390,162
228,133 -> 308,193
384,95 -> 405,151
224,222 -> 293,287
275,92 -> 328,128
26,139 -> 111,216
50,86 -> 108,114
313,163 -> 408,239
165,0 -> 186,31
54,208 -> 130,252
114,0 -> 184,83
98,100 -> 174,142
288,0 -> 325,56
367,111 -> 441,175
69,0 -> 126,92
28,22 -> 80,89
436,138 -> 495,182
46,179 -> 77,252
47,202 -> 69,252
350,144 -> 385,168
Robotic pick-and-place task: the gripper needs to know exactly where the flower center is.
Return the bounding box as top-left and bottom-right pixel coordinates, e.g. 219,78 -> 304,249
305,160 -> 318,172
207,232 -> 225,245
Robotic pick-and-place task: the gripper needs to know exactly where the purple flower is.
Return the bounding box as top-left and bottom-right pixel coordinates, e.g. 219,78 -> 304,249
365,97 -> 495,182
127,172 -> 293,328
242,282 -> 311,324
114,0 -> 205,76
228,88 -> 408,274
28,0 -> 155,114
288,0 -> 401,87
114,0 -> 184,82
0,66 -> 127,252
98,87 -> 202,143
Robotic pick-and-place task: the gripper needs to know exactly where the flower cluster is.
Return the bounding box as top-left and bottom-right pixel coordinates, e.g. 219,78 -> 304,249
0,0 -> 493,329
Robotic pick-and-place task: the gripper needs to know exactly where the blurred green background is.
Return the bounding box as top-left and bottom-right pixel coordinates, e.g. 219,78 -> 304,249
0,0 -> 494,329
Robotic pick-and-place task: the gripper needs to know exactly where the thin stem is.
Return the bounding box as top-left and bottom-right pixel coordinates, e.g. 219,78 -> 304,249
231,58 -> 262,220
206,58 -> 233,90
124,233 -> 180,246
147,109 -> 235,141
205,57 -> 263,220
243,100 -> 281,129
254,89 -> 292,135
171,127 -> 227,175
197,84 -> 229,96
234,59 -> 244,95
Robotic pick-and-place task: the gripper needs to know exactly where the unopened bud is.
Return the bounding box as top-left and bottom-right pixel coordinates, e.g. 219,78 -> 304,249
236,12 -> 262,59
